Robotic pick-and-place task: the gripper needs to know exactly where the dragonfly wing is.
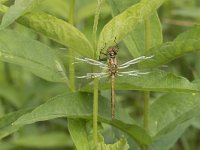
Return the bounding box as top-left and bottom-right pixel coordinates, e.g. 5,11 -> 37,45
119,55 -> 154,69
118,70 -> 150,76
74,57 -> 108,69
76,72 -> 109,79
57,53 -> 108,69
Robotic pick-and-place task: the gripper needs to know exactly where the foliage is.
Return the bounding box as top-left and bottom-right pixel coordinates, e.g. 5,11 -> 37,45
0,0 -> 200,150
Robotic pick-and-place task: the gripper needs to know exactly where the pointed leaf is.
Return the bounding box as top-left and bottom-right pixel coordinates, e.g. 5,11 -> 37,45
0,29 -> 68,83
148,120 -> 191,150
108,0 -> 163,56
149,93 -> 200,138
68,119 -> 129,150
13,92 -> 152,145
140,25 -> 200,68
0,4 -> 94,58
123,13 -> 163,57
13,132 -> 73,148
81,70 -> 199,92
0,109 -> 32,139
68,119 -> 91,150
0,0 -> 44,29
17,12 -> 94,58
97,0 -> 166,54
96,138 -> 129,150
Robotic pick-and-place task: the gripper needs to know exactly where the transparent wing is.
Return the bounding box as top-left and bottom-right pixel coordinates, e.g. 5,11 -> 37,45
116,55 -> 154,77
55,53 -> 154,81
118,55 -> 154,69
73,57 -> 107,69
76,72 -> 109,79
117,70 -> 150,77
53,54 -> 109,81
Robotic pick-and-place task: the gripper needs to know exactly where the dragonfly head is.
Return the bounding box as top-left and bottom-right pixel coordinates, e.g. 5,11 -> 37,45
107,46 -> 118,57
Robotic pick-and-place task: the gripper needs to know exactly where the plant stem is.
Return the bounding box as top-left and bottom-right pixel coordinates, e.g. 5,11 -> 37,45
69,0 -> 75,25
93,77 -> 99,145
142,18 -> 151,150
143,91 -> 150,130
93,0 -> 102,52
143,18 -> 151,131
68,50 -> 75,92
144,19 -> 151,53
68,0 -> 76,92
92,0 -> 103,146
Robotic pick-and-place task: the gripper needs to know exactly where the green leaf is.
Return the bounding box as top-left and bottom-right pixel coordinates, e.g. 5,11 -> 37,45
124,13 -> 162,57
148,120 -> 191,150
108,0 -> 139,14
68,119 -> 129,150
108,0 -> 163,57
96,138 -> 129,150
0,4 -> 93,58
17,12 -> 94,58
13,92 -> 152,145
0,83 -> 21,108
81,70 -> 199,92
0,108 -> 32,139
140,25 -> 200,69
0,0 -> 44,29
109,119 -> 151,146
68,119 -> 91,150
40,0 -> 69,20
97,0 -> 166,54
12,132 -> 73,148
149,93 -> 200,138
0,29 -> 68,83
76,2 -> 110,23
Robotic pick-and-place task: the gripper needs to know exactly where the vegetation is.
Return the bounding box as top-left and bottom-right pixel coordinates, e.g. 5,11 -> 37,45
0,0 -> 200,149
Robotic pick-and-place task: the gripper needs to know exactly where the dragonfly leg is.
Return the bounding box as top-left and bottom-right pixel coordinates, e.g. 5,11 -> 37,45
114,37 -> 119,49
99,45 -> 107,61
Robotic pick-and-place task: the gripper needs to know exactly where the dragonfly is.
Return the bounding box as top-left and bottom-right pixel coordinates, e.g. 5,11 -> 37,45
70,45 -> 153,119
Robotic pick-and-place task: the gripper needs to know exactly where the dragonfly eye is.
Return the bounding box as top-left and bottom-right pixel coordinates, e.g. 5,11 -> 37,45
112,47 -> 118,54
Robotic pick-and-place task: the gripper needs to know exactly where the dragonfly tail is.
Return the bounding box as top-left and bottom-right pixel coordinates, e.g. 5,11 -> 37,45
111,75 -> 115,119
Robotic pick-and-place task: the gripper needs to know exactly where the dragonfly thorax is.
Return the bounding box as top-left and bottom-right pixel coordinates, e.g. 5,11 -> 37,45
108,55 -> 118,77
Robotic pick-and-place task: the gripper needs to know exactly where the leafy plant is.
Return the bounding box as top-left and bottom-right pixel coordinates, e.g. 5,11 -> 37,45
0,0 -> 200,150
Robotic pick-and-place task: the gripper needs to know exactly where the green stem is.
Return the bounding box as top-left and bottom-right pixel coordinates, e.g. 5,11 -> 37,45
68,0 -> 76,92
93,77 -> 99,145
69,0 -> 75,24
143,91 -> 150,130
143,18 -> 151,131
144,19 -> 151,53
68,50 -> 75,92
93,0 -> 102,53
92,0 -> 103,146
142,18 -> 151,150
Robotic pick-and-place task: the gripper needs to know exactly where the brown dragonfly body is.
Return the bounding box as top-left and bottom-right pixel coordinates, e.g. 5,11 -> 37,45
107,46 -> 118,119
75,43 -> 153,120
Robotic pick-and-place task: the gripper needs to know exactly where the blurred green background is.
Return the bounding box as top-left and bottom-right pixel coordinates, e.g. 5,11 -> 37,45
0,0 -> 200,150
